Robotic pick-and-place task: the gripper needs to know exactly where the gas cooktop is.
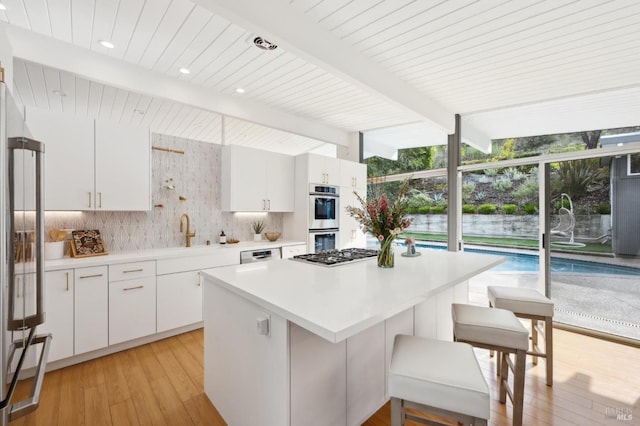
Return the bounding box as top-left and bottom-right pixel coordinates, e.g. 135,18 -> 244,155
292,248 -> 379,266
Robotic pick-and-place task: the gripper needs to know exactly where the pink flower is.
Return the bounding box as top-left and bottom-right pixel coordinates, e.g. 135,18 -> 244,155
377,235 -> 384,242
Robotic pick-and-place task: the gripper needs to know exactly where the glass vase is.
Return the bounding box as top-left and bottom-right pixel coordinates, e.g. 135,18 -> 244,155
377,239 -> 394,268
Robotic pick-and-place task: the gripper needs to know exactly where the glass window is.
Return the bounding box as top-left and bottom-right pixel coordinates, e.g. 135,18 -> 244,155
629,153 -> 640,175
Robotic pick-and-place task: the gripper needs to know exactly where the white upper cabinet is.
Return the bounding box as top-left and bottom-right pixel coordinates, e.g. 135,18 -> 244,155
25,108 -> 151,211
339,160 -> 367,190
222,145 -> 294,212
307,153 -> 340,185
95,120 -> 151,211
26,108 -> 94,210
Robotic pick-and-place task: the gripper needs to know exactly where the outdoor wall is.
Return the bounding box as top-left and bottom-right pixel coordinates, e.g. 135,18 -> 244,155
408,214 -> 610,241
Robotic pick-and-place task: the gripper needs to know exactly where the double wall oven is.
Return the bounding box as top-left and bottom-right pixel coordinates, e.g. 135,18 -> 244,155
308,184 -> 339,252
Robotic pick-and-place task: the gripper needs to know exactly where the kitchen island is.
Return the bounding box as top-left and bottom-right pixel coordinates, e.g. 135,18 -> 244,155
201,248 -> 504,426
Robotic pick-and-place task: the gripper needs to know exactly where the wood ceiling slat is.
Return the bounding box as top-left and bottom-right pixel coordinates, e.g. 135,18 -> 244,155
24,62 -> 49,109
47,0 -> 72,42
152,6 -> 212,74
199,40 -> 253,86
385,1 -> 636,73
4,0 -> 31,29
138,0 -> 195,69
213,48 -> 285,93
12,61 -> 34,107
74,76 -> 90,117
131,95 -> 153,126
223,51 -> 299,94
193,113 -> 221,143
23,0 -> 51,37
70,0 -> 94,48
189,24 -> 249,85
57,68 -> 75,114
139,98 -> 163,128
162,14 -> 229,76
184,109 -> 214,140
172,106 -> 201,136
109,88 -> 129,122
330,0 -> 414,39
123,0 -> 171,64
87,81 -> 104,118
108,0 -> 145,61
154,102 -> 183,134
90,0 -> 118,53
148,99 -> 174,131
98,85 -> 117,120
119,91 -> 142,123
320,0 -> 386,31
290,0 -> 324,14
400,9 -> 640,82
250,65 -> 325,101
42,66 -> 62,112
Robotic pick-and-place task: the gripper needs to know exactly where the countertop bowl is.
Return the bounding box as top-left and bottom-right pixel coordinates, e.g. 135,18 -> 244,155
264,232 -> 281,242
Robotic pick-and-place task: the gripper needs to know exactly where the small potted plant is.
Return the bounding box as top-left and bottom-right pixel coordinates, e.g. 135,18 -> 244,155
251,220 -> 264,242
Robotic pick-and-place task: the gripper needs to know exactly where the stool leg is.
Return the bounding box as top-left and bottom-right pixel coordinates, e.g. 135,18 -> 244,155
391,397 -> 402,426
531,319 -> 539,365
499,352 -> 509,404
513,349 -> 526,426
545,316 -> 553,386
489,301 -> 495,360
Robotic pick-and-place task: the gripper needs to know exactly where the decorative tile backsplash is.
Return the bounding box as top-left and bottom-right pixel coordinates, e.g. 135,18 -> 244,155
44,134 -> 283,253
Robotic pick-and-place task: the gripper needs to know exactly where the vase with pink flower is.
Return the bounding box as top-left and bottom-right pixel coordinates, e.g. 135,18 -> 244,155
345,179 -> 413,268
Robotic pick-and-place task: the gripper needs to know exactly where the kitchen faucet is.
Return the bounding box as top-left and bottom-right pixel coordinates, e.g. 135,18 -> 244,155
180,213 -> 196,247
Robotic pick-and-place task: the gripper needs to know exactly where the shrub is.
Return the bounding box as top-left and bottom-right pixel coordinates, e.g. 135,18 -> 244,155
523,203 -> 538,214
430,205 -> 446,214
462,204 -> 476,214
552,158 -> 603,198
478,203 -> 497,214
513,177 -> 538,203
407,191 -> 433,211
502,204 -> 517,214
462,181 -> 476,203
474,191 -> 487,201
431,192 -> 445,203
418,206 -> 430,214
503,167 -> 525,180
555,199 -> 571,210
484,168 -> 499,177
596,203 -> 611,214
492,177 -> 513,192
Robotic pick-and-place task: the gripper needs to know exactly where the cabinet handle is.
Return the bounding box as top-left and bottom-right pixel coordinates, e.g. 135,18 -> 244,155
16,276 -> 20,298
79,274 -> 103,279
197,272 -> 202,287
123,268 -> 144,273
65,272 -> 69,291
262,199 -> 266,211
267,199 -> 271,210
123,285 -> 144,291
98,192 -> 102,208
88,192 -> 92,208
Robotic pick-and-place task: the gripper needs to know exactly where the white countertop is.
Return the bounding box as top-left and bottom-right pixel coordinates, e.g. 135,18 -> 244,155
41,240 -> 305,271
202,247 -> 504,343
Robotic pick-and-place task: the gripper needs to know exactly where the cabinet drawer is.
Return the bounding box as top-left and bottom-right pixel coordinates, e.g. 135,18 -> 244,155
109,261 -> 156,281
281,244 -> 307,259
109,276 -> 156,345
156,251 -> 238,275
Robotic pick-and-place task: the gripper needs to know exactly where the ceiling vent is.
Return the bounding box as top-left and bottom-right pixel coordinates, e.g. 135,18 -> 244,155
253,36 -> 277,51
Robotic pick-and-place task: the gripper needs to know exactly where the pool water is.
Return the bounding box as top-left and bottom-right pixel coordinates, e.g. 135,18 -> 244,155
413,244 -> 640,276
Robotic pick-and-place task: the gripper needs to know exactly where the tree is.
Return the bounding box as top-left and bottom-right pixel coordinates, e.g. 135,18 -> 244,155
580,131 -> 601,149
365,146 -> 433,177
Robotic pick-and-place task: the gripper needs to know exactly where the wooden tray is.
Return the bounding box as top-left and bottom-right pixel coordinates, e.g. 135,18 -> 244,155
70,229 -> 108,258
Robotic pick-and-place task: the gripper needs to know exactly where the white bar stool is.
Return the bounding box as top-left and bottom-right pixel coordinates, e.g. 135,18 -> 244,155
488,286 -> 554,386
389,335 -> 490,426
452,303 -> 529,426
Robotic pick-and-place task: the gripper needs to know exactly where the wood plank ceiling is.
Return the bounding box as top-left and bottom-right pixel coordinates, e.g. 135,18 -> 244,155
2,0 -> 639,152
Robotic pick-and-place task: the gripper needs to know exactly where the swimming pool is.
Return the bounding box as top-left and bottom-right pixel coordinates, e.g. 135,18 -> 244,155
411,243 -> 640,276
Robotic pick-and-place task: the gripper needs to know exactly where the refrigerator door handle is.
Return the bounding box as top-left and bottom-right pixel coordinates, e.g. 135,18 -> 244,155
0,330 -> 52,421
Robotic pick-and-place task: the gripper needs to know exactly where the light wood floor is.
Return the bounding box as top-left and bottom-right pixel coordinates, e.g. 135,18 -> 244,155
11,327 -> 640,426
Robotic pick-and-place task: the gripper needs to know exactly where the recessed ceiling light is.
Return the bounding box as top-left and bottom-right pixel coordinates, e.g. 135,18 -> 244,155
52,89 -> 67,97
98,40 -> 115,49
0,4 -> 7,11
133,109 -> 145,115
178,67 -> 190,74
235,87 -> 245,94
253,36 -> 277,51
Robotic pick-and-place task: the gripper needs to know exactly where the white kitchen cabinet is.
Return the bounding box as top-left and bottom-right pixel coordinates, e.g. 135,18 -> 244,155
74,266 -> 108,354
157,271 -> 203,333
25,108 -> 94,210
156,252 -> 239,332
95,120 -> 151,211
340,159 -> 367,189
222,145 -> 294,212
40,269 -> 74,362
280,244 -> 307,259
307,153 -> 340,185
109,261 -> 156,345
25,108 -> 151,211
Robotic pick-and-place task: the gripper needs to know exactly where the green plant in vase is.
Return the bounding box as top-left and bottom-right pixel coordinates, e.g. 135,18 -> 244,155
251,220 -> 265,241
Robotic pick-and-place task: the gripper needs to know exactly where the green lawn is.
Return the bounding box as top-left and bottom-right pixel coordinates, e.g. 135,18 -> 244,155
403,232 -> 613,255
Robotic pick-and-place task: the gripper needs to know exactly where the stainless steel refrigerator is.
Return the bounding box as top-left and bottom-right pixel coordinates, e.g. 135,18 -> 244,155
1,80 -> 51,424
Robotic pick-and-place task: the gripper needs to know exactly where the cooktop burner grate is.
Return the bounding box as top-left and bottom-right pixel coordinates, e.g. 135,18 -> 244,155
292,248 -> 379,266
